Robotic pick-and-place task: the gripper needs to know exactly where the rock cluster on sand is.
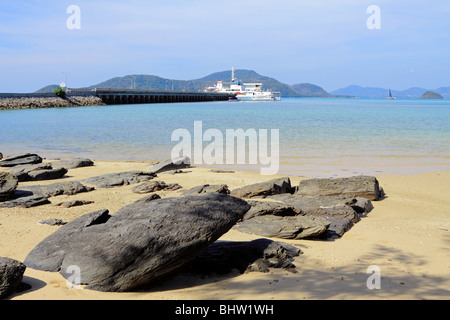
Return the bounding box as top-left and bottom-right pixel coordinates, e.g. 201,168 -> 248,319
232,175 -> 382,239
9,158 -> 385,293
83,171 -> 156,188
9,163 -> 67,182
6,157 -> 94,182
0,181 -> 94,209
24,193 -> 251,292
0,154 -> 96,208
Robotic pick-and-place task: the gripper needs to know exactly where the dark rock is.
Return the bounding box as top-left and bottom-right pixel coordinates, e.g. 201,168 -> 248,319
39,219 -> 67,226
27,168 -> 67,181
181,184 -> 230,196
0,195 -> 50,208
0,257 -> 27,300
210,169 -> 235,173
54,200 -> 94,208
134,193 -> 161,203
131,181 -> 181,194
50,158 -> 94,170
163,169 -> 191,175
297,176 -> 383,201
9,163 -> 67,182
183,239 -> 302,275
83,171 -> 156,188
0,153 -> 42,167
149,156 -> 191,174
243,200 -> 298,220
0,172 -> 18,201
352,197 -> 374,214
269,194 -> 364,237
24,193 -> 251,292
230,177 -> 292,198
8,163 -> 52,182
20,181 -> 94,198
234,215 -> 329,240
0,152 -> 3,160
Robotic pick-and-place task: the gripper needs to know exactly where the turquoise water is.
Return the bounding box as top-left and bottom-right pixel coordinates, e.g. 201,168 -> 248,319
1,98 -> 449,177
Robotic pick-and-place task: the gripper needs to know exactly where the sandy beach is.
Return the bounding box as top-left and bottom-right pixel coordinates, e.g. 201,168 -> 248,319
0,159 -> 448,300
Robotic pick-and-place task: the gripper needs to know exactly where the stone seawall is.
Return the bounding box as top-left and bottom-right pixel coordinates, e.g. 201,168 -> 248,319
0,94 -> 106,110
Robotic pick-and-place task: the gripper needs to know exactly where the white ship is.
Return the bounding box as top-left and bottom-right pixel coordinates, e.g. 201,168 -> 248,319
204,67 -> 281,101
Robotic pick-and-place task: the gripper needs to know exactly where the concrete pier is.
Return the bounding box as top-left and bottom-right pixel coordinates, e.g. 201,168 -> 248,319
68,88 -> 233,104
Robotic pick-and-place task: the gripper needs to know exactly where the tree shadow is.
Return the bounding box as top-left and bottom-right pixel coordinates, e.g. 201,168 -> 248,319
142,242 -> 450,300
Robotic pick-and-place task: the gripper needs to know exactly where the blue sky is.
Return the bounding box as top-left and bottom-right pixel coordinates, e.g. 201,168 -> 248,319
0,0 -> 449,92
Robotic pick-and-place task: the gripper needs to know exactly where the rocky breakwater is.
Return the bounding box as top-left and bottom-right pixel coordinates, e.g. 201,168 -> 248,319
0,93 -> 105,110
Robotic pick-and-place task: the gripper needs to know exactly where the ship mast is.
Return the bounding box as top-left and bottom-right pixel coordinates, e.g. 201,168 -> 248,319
231,66 -> 236,82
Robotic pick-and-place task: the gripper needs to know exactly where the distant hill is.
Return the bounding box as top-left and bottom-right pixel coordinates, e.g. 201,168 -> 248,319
35,84 -> 59,93
290,83 -> 352,98
420,91 -> 444,99
35,69 -> 340,98
290,83 -> 331,97
331,85 -> 449,99
80,70 -> 301,97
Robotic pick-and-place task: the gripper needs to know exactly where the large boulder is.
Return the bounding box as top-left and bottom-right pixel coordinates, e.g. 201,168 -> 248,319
0,172 -> 18,201
0,257 -> 27,300
83,171 -> 156,188
24,193 -> 251,292
0,153 -> 42,167
296,176 -> 384,201
230,177 -> 293,198
149,156 -> 191,174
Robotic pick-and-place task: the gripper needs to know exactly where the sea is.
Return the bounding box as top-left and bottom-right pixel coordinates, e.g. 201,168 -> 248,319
1,98 -> 449,178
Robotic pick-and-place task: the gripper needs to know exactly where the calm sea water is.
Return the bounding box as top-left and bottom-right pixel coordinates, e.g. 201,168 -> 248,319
1,98 -> 449,177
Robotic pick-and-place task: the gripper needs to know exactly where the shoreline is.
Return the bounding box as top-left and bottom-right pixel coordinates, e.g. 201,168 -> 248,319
0,159 -> 449,300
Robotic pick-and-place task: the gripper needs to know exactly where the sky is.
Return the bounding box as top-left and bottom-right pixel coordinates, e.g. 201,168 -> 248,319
0,0 -> 449,93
